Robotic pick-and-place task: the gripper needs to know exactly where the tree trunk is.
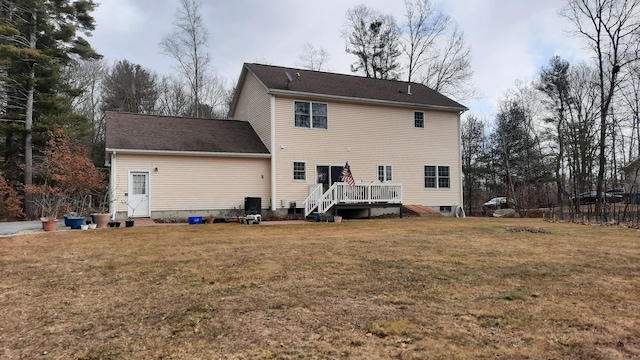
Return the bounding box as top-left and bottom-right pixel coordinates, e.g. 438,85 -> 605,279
23,11 -> 37,219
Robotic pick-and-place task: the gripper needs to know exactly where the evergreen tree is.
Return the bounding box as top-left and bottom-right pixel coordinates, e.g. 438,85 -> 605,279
0,0 -> 101,218
102,60 -> 159,114
492,101 -> 547,210
461,114 -> 489,214
538,56 -> 572,214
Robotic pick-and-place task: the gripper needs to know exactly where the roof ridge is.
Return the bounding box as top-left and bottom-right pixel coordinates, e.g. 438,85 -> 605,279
104,111 -> 246,123
246,62 -> 424,86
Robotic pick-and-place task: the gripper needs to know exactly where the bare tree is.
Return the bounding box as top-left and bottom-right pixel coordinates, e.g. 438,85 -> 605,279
401,0 -> 475,100
157,76 -> 190,117
160,0 -> 211,118
66,58 -> 107,162
402,0 -> 449,83
342,4 -> 401,79
200,74 -> 231,118
298,42 -> 331,71
620,63 -> 640,161
419,23 -> 475,100
561,0 -> 640,216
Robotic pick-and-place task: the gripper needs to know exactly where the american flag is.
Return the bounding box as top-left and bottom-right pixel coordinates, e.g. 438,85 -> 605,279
340,162 -> 355,186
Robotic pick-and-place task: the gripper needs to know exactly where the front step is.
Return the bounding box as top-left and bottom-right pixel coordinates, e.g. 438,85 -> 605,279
402,204 -> 442,217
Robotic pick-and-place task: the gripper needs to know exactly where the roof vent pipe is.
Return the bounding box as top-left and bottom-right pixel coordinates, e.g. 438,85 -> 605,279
407,84 -> 411,95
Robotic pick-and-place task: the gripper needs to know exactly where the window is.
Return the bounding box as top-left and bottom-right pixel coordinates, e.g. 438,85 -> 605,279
378,165 -> 393,182
312,103 -> 327,128
132,174 -> 146,195
295,101 -> 327,129
424,166 -> 436,188
414,111 -> 424,128
424,165 -> 450,189
294,102 -> 309,128
438,166 -> 450,188
293,162 -> 306,181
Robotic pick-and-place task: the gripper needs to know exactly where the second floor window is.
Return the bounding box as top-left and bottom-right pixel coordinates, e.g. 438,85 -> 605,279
414,111 -> 424,128
295,101 -> 327,129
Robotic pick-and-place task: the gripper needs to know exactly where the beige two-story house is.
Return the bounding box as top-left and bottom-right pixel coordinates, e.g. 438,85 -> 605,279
105,63 -> 467,219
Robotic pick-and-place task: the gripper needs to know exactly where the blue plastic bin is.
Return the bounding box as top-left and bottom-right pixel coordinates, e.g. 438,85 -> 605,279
188,216 -> 203,224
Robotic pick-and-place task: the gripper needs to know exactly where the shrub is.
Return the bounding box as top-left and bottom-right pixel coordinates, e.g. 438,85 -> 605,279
24,128 -> 106,219
0,170 -> 24,219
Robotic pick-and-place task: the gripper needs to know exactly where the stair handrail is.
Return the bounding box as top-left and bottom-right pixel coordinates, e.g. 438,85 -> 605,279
317,182 -> 340,214
303,183 -> 323,217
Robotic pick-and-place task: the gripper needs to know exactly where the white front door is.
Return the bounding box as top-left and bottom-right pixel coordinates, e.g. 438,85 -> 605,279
128,171 -> 150,218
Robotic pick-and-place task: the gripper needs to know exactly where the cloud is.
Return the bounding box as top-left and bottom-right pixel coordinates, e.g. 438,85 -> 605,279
90,0 -> 588,118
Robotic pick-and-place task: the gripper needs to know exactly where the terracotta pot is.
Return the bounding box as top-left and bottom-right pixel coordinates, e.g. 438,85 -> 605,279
41,218 -> 58,232
93,213 -> 111,229
333,215 -> 342,223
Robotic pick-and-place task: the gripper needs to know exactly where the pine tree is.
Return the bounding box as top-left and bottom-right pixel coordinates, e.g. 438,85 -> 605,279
0,0 -> 100,218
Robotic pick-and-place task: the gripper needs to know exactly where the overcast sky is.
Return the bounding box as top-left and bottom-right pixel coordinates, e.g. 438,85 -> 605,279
90,0 -> 589,119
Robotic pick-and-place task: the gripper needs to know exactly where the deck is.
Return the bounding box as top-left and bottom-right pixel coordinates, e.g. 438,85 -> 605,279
304,182 -> 403,217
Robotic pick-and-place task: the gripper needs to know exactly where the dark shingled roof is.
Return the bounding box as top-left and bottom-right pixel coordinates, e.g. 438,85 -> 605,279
241,63 -> 467,112
105,112 -> 270,155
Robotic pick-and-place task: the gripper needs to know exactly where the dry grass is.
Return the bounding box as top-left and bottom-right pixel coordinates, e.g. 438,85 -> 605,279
1,217 -> 639,359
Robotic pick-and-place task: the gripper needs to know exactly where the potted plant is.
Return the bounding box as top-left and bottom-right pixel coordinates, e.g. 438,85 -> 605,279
121,197 -> 144,228
93,213 -> 111,229
91,189 -> 112,229
24,129 -> 107,231
27,184 -> 66,231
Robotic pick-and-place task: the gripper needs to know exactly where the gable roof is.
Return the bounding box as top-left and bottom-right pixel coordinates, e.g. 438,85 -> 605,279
105,112 -> 270,156
230,63 -> 467,114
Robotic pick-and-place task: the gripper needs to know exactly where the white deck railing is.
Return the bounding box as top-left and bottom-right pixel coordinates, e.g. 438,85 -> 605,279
303,183 -> 323,217
304,182 -> 402,216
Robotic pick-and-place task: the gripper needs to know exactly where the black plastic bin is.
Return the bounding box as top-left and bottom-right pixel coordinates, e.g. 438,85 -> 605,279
244,197 -> 261,215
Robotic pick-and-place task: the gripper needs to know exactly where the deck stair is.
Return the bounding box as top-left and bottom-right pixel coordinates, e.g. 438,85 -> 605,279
402,204 -> 442,217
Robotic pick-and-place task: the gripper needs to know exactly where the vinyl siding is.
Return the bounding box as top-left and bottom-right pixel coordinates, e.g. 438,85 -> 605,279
272,96 -> 462,208
231,73 -> 272,151
113,154 -> 271,214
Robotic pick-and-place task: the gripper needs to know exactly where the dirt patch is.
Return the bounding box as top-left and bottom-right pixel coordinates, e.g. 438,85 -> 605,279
508,226 -> 550,233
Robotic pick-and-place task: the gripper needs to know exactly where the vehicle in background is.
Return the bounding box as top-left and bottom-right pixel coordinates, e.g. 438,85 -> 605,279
482,197 -> 515,211
576,189 -> 624,204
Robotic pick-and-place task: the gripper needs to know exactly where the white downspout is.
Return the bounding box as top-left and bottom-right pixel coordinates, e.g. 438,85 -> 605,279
270,95 -> 277,211
109,151 -> 116,219
458,112 -> 465,214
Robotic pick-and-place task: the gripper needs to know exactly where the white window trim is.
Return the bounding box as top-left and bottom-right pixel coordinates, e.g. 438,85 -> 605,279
377,164 -> 393,182
293,161 -> 307,182
424,165 -> 451,190
414,111 -> 425,129
294,100 -> 328,129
